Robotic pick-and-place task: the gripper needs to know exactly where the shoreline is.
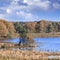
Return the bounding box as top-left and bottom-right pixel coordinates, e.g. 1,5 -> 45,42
0,32 -> 60,40
27,32 -> 60,38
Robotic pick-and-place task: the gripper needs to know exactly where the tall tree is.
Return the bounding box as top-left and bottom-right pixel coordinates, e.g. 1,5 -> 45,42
46,24 -> 53,33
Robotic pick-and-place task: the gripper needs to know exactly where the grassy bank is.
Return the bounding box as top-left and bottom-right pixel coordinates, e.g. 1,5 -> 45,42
0,32 -> 60,40
0,49 -> 60,60
0,42 -> 60,60
27,32 -> 60,39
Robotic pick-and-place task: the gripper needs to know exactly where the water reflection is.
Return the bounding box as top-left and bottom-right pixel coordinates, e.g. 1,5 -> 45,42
19,38 -> 30,46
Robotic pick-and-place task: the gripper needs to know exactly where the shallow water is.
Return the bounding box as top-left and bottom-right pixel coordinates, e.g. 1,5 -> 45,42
0,38 -> 60,52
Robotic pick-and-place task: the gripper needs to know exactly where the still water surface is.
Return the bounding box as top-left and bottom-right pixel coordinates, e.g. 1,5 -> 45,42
34,38 -> 60,52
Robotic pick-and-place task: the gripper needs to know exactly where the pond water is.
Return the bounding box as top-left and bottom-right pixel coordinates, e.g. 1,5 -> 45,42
0,38 -> 60,52
0,38 -> 20,44
34,38 -> 60,52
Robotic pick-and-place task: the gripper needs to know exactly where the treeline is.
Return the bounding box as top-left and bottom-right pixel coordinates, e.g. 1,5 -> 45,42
35,21 -> 60,33
0,19 -> 60,39
14,20 -> 60,33
0,20 -> 16,38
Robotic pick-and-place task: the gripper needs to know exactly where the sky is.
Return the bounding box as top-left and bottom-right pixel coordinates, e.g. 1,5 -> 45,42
0,0 -> 60,22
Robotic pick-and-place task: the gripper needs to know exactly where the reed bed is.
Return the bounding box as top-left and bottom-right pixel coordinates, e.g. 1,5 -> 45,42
0,49 -> 60,60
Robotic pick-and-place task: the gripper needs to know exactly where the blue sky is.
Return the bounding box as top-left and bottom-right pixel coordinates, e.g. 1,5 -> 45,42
0,0 -> 60,22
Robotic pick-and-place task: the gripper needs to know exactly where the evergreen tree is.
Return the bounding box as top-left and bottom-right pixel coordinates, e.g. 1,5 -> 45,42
46,24 -> 53,33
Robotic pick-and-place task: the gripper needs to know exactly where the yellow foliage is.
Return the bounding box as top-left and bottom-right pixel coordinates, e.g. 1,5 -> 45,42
0,19 -> 16,37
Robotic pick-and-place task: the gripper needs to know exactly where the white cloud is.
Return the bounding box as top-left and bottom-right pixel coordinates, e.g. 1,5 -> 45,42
0,0 -> 51,14
6,8 -> 12,14
0,14 -> 5,18
53,3 -> 60,9
0,0 -> 51,21
11,0 -> 19,5
16,11 -> 25,17
16,11 -> 39,21
8,0 -> 51,11
23,0 -> 51,10
1,0 -> 60,22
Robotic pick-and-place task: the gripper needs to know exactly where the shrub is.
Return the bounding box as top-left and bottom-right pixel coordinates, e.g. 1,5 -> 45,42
1,45 -> 6,48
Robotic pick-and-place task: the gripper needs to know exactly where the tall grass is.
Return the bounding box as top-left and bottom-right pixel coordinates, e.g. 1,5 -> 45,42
0,50 -> 60,60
